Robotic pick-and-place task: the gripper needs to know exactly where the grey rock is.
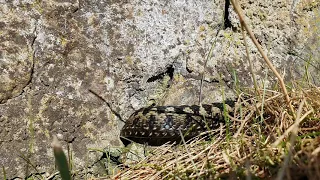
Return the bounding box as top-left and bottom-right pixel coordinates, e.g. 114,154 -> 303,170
0,0 -> 319,178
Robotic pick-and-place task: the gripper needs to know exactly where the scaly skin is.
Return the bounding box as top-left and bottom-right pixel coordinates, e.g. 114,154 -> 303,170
120,101 -> 235,146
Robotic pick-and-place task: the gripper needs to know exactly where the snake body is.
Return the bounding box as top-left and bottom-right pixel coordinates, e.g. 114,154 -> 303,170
120,101 -> 235,146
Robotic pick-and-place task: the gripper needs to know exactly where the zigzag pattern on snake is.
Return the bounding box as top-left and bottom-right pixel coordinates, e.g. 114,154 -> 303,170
120,101 -> 235,146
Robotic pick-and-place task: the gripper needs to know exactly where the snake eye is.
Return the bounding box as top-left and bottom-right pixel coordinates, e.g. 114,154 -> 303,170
162,115 -> 174,130
164,124 -> 171,129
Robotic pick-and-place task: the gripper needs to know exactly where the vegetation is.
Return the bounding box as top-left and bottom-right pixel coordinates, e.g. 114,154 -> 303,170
44,1 -> 320,179
113,88 -> 320,179
110,1 -> 320,179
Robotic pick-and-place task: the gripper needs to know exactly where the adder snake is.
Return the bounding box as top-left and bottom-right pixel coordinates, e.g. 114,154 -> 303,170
120,101 -> 235,146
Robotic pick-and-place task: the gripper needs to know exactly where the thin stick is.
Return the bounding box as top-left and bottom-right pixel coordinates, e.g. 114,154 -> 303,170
88,89 -> 125,122
276,99 -> 306,180
199,26 -> 222,105
272,108 -> 313,147
178,129 -> 200,177
241,24 -> 259,97
230,0 -> 295,116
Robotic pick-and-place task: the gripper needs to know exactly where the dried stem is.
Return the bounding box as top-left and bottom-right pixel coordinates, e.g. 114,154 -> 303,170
230,0 -> 295,116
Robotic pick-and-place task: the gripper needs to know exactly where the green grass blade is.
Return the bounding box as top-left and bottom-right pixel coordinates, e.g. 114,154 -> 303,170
2,166 -> 6,180
52,136 -> 71,180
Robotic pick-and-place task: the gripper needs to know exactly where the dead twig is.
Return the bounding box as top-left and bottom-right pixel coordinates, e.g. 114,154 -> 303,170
230,0 -> 295,117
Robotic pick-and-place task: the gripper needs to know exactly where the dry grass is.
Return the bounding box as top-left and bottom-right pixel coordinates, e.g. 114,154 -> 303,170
106,1 -> 320,179
111,87 -> 320,180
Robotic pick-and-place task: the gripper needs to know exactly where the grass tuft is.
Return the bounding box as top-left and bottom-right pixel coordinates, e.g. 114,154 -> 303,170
113,87 -> 320,179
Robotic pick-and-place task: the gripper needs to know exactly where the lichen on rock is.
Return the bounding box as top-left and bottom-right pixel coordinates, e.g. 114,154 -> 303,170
0,0 -> 319,179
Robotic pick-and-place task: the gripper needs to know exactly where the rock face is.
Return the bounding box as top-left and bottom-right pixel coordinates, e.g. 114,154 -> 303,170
0,0 -> 319,178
